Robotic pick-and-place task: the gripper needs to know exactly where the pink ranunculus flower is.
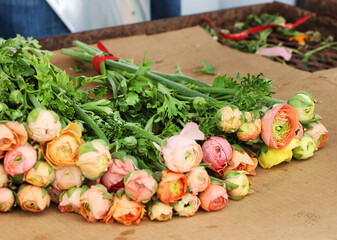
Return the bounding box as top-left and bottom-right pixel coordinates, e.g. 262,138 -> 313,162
0,164 -> 9,187
305,121 -> 329,149
124,170 -> 157,203
0,121 -> 28,152
199,184 -> 228,212
4,143 -> 37,177
52,166 -> 84,191
27,109 -> 62,143
58,187 -> 82,213
186,166 -> 210,195
101,157 -> 135,191
160,122 -> 204,173
0,187 -> 15,212
202,136 -> 232,172
79,185 -> 112,223
76,139 -> 112,179
173,193 -> 200,217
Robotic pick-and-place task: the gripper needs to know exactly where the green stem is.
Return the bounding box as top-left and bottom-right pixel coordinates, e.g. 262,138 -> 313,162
302,42 -> 337,62
153,72 -> 210,88
28,94 -> 42,109
124,123 -> 164,146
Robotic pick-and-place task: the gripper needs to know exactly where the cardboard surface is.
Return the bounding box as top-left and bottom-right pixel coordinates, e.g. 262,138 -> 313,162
1,26 -> 336,240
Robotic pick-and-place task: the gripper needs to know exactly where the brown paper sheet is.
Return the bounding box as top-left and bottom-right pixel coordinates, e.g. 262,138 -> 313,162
2,26 -> 336,240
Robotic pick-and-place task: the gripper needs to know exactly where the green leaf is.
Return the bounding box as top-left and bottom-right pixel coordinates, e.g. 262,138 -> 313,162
193,59 -> 215,75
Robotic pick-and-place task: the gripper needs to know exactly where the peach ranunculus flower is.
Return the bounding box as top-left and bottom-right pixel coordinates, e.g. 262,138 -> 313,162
104,194 -> 146,225
76,139 -> 111,179
202,136 -> 232,172
17,184 -> 50,212
186,166 -> 210,195
236,111 -> 262,141
173,193 -> 200,217
304,121 -> 329,149
220,147 -> 258,177
198,184 -> 228,212
216,105 -> 242,133
4,143 -> 37,177
160,122 -> 204,173
0,187 -> 16,212
0,121 -> 28,153
52,165 -> 84,191
124,170 -> 158,203
24,160 -> 55,187
41,122 -> 83,169
79,185 -> 112,223
101,157 -> 135,191
27,109 -> 62,143
157,169 -> 187,204
147,200 -> 173,221
0,164 -> 9,187
58,187 -> 83,213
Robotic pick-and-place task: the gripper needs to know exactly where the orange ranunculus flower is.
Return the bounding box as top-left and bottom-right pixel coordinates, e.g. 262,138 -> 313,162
0,122 -> 27,153
41,123 -> 83,169
157,169 -> 187,204
220,148 -> 258,177
104,194 -> 146,226
17,184 -> 50,212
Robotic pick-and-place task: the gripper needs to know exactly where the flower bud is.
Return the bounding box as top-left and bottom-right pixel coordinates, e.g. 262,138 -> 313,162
104,194 -> 145,225
157,169 -> 187,204
216,105 -> 242,133
224,171 -> 251,200
186,166 -> 210,195
0,188 -> 15,212
27,109 -> 62,143
9,90 -> 24,106
199,184 -> 228,211
4,143 -> 37,177
79,185 -> 112,223
24,160 -> 55,187
193,97 -> 207,112
304,121 -> 329,149
17,184 -> 50,212
173,193 -> 200,217
0,164 -> 9,187
288,92 -> 316,123
236,112 -> 262,141
0,121 -> 28,152
77,139 -> 111,179
293,134 -> 317,160
124,170 -> 157,203
58,187 -> 82,213
147,200 -> 173,221
52,166 -> 84,191
202,136 -> 232,172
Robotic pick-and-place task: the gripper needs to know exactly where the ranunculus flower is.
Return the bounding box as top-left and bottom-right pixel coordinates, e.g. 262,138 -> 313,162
294,122 -> 304,140
101,157 -> 135,191
157,169 -> 187,204
199,184 -> 228,212
48,187 -> 62,204
79,185 -> 112,223
52,166 -> 84,191
27,109 -> 62,143
4,143 -> 37,177
258,138 -> 300,169
147,200 -> 173,221
0,164 -> 9,187
293,134 -> 317,160
0,188 -> 15,212
76,139 -> 111,179
17,184 -> 50,212
305,121 -> 329,149
160,122 -> 204,173
104,194 -> 146,225
124,170 -> 157,203
58,187 -> 82,213
186,166 -> 210,195
223,170 -> 252,200
216,105 -> 242,133
236,112 -> 262,141
24,160 -> 55,187
173,193 -> 200,217
261,103 -> 299,149
287,91 -> 316,124
202,136 -> 232,172
220,148 -> 258,176
0,121 -> 27,152
41,122 -> 83,169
